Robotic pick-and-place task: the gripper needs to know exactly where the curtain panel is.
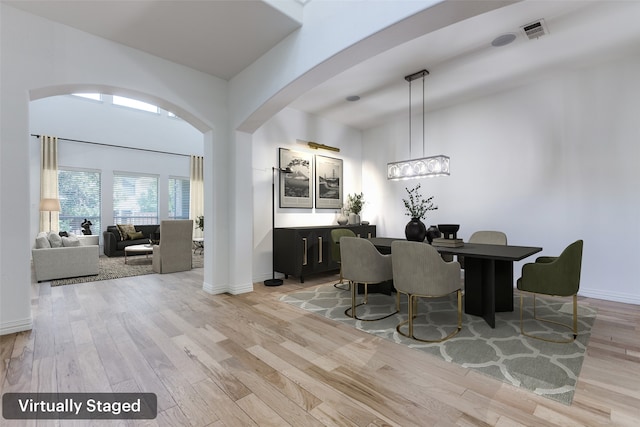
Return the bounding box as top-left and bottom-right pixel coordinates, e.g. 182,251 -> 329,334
190,155 -> 204,238
40,135 -> 59,232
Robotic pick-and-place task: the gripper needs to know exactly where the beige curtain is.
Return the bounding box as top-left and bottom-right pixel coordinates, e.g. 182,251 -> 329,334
190,155 -> 204,238
40,135 -> 60,232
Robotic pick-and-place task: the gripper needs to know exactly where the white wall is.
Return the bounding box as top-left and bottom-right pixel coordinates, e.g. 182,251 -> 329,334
252,107 -> 363,282
29,95 -> 203,244
364,56 -> 640,304
0,4 -> 228,335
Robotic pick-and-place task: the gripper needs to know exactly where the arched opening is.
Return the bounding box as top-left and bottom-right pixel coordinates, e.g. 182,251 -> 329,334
28,84 -> 209,281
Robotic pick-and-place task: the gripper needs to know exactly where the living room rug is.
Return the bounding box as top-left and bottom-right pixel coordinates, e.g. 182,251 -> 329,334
280,282 -> 596,405
50,252 -> 203,286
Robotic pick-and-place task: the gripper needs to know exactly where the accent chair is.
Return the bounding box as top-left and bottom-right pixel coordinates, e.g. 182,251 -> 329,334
517,239 -> 584,343
458,230 -> 508,268
391,240 -> 462,342
340,236 -> 397,321
152,220 -> 194,274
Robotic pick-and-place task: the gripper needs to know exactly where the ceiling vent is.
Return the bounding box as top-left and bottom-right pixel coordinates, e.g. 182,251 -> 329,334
521,19 -> 549,40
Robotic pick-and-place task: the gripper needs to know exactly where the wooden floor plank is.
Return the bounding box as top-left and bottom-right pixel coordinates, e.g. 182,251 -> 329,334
1,268 -> 638,426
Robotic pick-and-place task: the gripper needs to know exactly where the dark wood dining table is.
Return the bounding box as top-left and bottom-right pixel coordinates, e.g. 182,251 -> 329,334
368,237 -> 542,328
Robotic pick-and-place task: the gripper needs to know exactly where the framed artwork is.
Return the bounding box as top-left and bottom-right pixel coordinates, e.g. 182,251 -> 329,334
314,155 -> 343,209
279,148 -> 313,208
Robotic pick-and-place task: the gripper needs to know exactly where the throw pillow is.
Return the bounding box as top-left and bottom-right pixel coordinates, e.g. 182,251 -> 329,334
127,231 -> 144,240
62,235 -> 81,247
35,232 -> 51,249
47,232 -> 63,248
117,224 -> 136,241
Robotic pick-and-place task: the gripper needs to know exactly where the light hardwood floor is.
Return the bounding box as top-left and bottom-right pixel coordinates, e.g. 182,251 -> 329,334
1,268 -> 639,426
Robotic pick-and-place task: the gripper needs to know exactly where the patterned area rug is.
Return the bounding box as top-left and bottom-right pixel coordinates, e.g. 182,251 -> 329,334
50,252 -> 203,286
281,283 -> 596,405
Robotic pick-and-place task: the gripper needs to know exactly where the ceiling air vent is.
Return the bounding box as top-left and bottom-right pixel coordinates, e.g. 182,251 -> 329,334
521,19 -> 549,40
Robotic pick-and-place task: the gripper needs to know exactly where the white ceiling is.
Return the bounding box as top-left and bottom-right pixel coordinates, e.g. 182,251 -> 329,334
5,0 -> 302,81
6,0 -> 640,130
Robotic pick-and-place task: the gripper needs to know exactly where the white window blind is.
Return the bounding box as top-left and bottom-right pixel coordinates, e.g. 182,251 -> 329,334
113,173 -> 158,225
168,177 -> 190,219
58,168 -> 101,235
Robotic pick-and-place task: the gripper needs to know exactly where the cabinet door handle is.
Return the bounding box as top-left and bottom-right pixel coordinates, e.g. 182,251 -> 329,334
318,236 -> 323,263
302,237 -> 308,265
368,232 -> 372,238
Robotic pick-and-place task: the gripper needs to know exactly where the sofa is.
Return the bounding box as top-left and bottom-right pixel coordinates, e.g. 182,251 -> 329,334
103,224 -> 160,257
32,232 -> 99,282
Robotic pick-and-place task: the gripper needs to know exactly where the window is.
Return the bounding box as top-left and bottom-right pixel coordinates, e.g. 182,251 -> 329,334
168,177 -> 190,219
113,96 -> 158,114
58,168 -> 101,235
113,173 -> 158,225
72,93 -> 102,101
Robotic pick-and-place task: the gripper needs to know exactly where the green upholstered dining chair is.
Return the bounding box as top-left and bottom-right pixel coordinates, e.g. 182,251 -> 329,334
516,240 -> 583,343
330,228 -> 356,290
340,237 -> 397,321
391,240 -> 462,342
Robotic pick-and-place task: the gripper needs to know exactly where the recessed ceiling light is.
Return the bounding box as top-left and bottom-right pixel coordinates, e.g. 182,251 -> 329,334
491,33 -> 517,47
346,95 -> 360,102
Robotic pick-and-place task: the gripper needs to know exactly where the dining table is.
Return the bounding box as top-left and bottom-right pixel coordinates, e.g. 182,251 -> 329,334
368,237 -> 542,328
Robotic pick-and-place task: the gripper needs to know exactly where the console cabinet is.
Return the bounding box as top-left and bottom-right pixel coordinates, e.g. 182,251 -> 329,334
274,225 -> 376,283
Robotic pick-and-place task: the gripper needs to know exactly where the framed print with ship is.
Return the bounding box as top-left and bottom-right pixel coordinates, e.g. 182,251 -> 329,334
314,155 -> 343,209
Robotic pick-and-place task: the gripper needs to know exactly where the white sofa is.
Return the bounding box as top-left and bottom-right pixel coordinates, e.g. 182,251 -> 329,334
32,232 -> 99,282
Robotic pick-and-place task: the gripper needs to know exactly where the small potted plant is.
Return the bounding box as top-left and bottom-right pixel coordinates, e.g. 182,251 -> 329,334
346,192 -> 365,225
402,184 -> 437,242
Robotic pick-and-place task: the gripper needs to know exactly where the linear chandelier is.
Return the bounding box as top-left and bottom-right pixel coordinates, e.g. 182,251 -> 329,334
387,69 -> 450,180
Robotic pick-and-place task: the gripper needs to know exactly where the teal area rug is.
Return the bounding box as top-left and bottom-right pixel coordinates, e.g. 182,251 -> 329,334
281,283 -> 596,405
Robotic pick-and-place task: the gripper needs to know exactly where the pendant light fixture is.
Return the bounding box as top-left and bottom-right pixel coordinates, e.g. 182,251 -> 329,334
387,69 -> 450,180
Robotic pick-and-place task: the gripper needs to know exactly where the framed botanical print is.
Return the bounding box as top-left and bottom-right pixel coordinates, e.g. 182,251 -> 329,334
279,148 -> 313,208
314,155 -> 343,209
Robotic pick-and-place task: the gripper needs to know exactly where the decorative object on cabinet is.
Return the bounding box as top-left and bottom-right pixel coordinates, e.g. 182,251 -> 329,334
279,148 -> 312,208
346,192 -> 364,224
264,166 -> 293,287
387,69 -> 450,180
273,224 -> 376,283
315,155 -> 343,209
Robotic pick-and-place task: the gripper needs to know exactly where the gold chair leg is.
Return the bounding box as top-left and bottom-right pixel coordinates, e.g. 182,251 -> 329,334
333,265 -> 350,291
345,281 -> 399,321
396,291 -> 462,343
520,292 -> 578,343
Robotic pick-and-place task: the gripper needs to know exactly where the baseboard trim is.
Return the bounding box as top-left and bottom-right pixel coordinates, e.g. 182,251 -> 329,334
580,288 -> 640,306
202,280 -> 254,295
0,317 -> 33,336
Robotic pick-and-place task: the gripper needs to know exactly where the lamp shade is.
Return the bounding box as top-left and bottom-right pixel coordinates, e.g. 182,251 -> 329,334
40,198 -> 61,212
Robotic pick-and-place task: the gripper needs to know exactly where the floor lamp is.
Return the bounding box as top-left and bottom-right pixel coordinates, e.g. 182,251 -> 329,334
40,198 -> 61,232
264,166 -> 292,287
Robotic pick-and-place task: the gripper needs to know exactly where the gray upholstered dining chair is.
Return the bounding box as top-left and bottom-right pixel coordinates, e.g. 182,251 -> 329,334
152,219 -> 194,274
330,228 -> 356,291
340,236 -> 397,321
459,230 -> 508,268
391,240 -> 462,342
517,240 -> 583,343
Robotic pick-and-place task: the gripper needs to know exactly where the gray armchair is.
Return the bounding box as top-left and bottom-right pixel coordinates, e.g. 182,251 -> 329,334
340,236 -> 397,321
391,240 -> 462,342
152,220 -> 194,274
517,240 -> 583,343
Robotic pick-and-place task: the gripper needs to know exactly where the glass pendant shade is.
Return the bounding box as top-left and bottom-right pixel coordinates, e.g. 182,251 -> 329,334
387,155 -> 450,180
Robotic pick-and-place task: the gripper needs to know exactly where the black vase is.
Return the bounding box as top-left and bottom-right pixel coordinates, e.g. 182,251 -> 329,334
405,218 -> 427,242
426,225 -> 441,243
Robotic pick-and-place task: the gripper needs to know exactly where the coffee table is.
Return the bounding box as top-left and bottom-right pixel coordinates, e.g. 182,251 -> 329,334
124,244 -> 154,264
